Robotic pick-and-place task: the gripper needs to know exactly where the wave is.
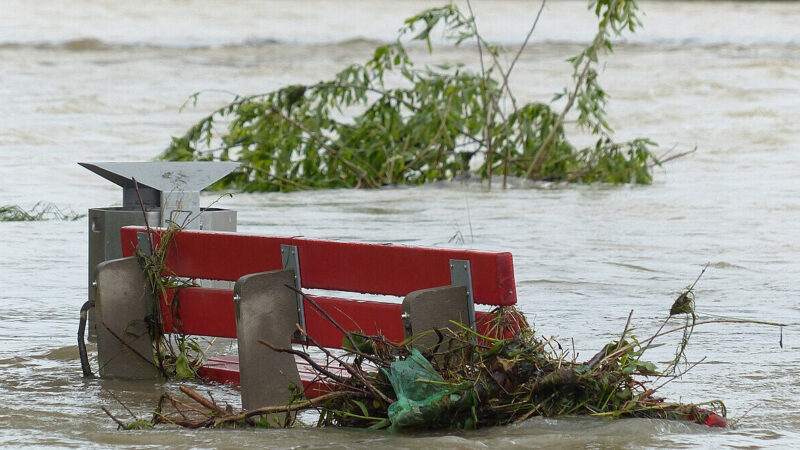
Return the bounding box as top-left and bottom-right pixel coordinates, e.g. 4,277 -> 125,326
1,36 -> 798,53
3,0 -> 800,55
0,37 -> 389,52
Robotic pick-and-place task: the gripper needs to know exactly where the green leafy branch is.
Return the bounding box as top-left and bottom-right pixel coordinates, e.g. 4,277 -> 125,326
162,0 -> 660,191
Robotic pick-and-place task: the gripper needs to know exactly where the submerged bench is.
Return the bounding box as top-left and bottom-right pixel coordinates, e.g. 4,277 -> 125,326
94,225 -> 518,410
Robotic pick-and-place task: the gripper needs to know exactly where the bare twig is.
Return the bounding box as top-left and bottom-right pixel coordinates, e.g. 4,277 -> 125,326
465,0 -> 487,83
617,310 -> 634,349
180,386 -> 224,415
293,325 -> 394,405
653,146 -> 697,167
504,0 -> 547,88
98,323 -> 159,371
650,357 -> 706,393
600,318 -> 787,368
259,338 -> 349,385
101,406 -> 127,429
526,0 -> 620,179
727,403 -> 759,429
163,392 -> 210,417
213,391 -> 367,426
131,177 -> 153,254
282,284 -> 385,365
161,393 -> 191,419
689,263 -> 709,291
636,316 -> 669,363
465,0 -> 495,189
103,388 -> 138,420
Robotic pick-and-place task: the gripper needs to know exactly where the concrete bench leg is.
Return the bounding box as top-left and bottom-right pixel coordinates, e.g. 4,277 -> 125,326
402,285 -> 469,352
94,256 -> 159,379
235,269 -> 303,424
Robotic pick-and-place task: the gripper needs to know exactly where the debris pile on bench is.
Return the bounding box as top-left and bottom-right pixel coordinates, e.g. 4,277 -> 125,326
92,226 -> 783,431
111,298 -> 731,430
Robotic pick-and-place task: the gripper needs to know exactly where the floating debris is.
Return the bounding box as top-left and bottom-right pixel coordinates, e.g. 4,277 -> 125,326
102,296 -> 785,432
0,202 -> 83,221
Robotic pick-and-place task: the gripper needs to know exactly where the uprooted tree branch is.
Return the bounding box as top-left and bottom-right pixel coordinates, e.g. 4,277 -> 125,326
162,0 -> 664,192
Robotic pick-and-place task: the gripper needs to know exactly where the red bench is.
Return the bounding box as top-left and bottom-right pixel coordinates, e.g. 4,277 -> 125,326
112,225 -> 518,409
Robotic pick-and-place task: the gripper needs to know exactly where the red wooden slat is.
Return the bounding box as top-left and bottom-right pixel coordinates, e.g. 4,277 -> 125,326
160,288 -> 237,338
295,239 -> 517,306
302,299 -> 498,346
162,287 -> 502,344
157,288 -> 405,346
158,289 -> 511,340
302,296 -> 404,347
121,228 -> 286,284
198,308 -> 507,393
120,227 -> 517,306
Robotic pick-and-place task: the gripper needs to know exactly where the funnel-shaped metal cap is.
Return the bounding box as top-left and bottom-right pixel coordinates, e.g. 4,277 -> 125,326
79,162 -> 240,192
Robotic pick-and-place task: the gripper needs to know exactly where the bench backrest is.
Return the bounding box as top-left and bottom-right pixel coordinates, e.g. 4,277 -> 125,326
120,226 -> 517,347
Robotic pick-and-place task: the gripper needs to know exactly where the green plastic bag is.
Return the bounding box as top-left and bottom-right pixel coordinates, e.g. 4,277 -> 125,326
384,349 -> 464,430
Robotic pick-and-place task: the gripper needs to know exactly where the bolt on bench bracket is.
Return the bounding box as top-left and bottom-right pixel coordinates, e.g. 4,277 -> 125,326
281,244 -> 307,341
449,259 -> 476,331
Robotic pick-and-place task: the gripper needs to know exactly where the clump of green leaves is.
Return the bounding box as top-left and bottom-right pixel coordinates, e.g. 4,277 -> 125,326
133,305 -> 731,431
310,313 -> 724,431
0,202 -> 84,221
162,0 -> 658,191
107,267 -> 788,432
124,418 -> 155,430
137,225 -> 205,380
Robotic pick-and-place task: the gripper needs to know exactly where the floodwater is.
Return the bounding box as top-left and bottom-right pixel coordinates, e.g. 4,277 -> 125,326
1,0 -> 799,447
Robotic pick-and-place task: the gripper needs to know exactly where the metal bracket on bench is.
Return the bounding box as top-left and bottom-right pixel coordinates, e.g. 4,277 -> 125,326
281,244 -> 307,341
450,259 -> 476,331
136,231 -> 153,256
166,209 -> 193,229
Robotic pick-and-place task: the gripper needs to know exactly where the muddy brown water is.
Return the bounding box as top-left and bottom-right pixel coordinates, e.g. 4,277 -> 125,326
1,1 -> 798,447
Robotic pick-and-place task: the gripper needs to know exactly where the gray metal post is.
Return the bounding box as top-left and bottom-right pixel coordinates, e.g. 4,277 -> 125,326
234,269 -> 304,423
81,162 -> 240,340
94,256 -> 160,379
280,245 -> 307,339
449,259 -> 477,330
401,285 -> 469,352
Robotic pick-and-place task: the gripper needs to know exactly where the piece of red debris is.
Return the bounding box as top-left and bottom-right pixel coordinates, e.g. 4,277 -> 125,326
704,413 -> 727,428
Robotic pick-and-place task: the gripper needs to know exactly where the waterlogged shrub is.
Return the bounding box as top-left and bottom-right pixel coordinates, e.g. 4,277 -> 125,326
163,1 -> 659,191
